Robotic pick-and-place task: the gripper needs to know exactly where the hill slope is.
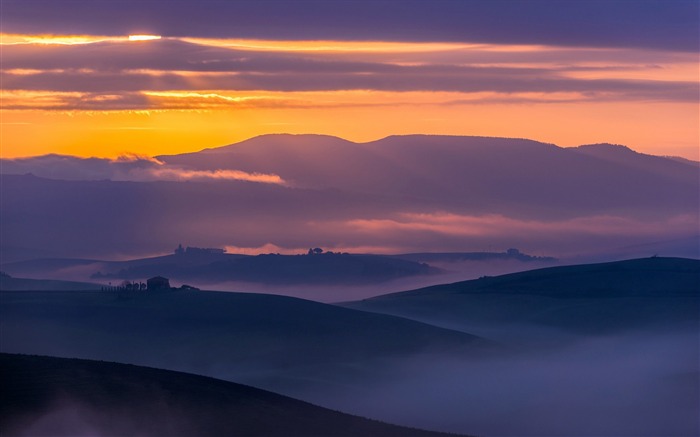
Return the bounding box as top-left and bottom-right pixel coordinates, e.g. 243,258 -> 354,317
344,257 -> 700,336
0,289 -> 488,393
0,274 -> 100,291
0,353 -> 463,437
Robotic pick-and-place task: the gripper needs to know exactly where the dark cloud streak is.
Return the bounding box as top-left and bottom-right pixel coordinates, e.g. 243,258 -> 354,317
4,69 -> 696,108
2,0 -> 698,51
4,37 -> 697,110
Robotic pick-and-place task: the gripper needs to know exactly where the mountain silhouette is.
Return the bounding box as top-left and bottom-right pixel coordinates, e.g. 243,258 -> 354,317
1,134 -> 697,261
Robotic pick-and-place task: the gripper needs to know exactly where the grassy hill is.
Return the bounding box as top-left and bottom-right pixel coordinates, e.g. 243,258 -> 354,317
344,257 -> 700,336
0,289 -> 489,395
0,353 -> 465,437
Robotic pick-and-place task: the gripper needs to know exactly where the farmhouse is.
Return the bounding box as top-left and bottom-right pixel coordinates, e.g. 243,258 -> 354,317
147,276 -> 171,291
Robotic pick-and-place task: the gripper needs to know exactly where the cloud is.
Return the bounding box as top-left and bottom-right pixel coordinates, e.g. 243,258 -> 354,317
1,0 -> 697,51
2,36 -> 697,112
0,155 -> 286,185
321,212 -> 700,257
133,168 -> 286,184
347,212 -> 700,238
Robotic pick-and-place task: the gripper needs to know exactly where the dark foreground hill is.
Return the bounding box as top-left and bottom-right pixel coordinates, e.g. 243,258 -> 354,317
0,353 -> 464,437
344,257 -> 700,336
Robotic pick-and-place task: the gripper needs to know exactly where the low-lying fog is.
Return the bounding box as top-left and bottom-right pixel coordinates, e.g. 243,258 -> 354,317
204,258 -> 560,302
254,329 -> 698,437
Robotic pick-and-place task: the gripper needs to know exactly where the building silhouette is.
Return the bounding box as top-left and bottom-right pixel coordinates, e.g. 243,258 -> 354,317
147,276 -> 171,291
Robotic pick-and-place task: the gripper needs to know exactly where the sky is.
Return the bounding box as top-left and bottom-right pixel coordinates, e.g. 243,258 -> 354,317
1,0 -> 698,160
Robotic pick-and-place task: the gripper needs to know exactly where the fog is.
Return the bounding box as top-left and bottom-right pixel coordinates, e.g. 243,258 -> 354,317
7,399 -> 162,437
6,329 -> 697,436
2,255 -> 698,437
284,329 -> 699,437
184,258 -> 561,302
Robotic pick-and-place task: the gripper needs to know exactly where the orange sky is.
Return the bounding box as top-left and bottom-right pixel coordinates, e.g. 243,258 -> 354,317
1,35 -> 698,159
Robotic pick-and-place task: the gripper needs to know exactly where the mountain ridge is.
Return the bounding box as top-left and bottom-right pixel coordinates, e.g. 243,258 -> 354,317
1,134 -> 697,262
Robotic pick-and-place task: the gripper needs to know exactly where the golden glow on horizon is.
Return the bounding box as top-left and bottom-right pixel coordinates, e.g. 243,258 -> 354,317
1,33 -> 163,45
0,33 -> 124,45
142,91 -> 270,103
3,97 -> 697,160
1,33 -> 697,160
178,37 -> 490,53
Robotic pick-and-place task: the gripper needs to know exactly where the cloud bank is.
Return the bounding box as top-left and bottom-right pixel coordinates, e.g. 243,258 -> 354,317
2,37 -> 697,113
0,155 -> 286,184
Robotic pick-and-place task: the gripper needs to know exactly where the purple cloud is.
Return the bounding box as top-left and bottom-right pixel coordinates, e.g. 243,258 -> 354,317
2,0 -> 697,51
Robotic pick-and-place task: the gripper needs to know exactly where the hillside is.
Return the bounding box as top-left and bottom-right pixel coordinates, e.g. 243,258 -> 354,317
0,289 -> 489,395
0,353 -> 464,437
0,273 -> 100,291
344,257 -> 700,336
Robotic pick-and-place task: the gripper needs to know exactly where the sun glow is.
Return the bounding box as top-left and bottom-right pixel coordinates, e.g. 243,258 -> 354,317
128,35 -> 162,42
0,33 -> 121,45
2,32 -> 698,160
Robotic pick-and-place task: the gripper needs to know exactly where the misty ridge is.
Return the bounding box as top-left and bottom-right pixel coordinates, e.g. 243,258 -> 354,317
1,134 -> 698,264
0,245 -> 560,301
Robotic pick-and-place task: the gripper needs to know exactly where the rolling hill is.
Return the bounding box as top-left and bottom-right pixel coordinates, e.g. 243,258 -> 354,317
1,249 -> 554,289
0,353 -> 465,437
344,257 -> 700,337
0,289 -> 490,395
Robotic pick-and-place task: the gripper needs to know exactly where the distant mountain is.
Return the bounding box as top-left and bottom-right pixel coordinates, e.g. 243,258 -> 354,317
91,252 -> 437,285
571,143 -> 698,182
2,251 -> 438,287
159,134 -> 698,216
344,257 -> 700,336
1,134 -> 697,262
391,249 -> 556,264
0,353 -> 464,437
0,289 -> 489,396
666,156 -> 700,167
